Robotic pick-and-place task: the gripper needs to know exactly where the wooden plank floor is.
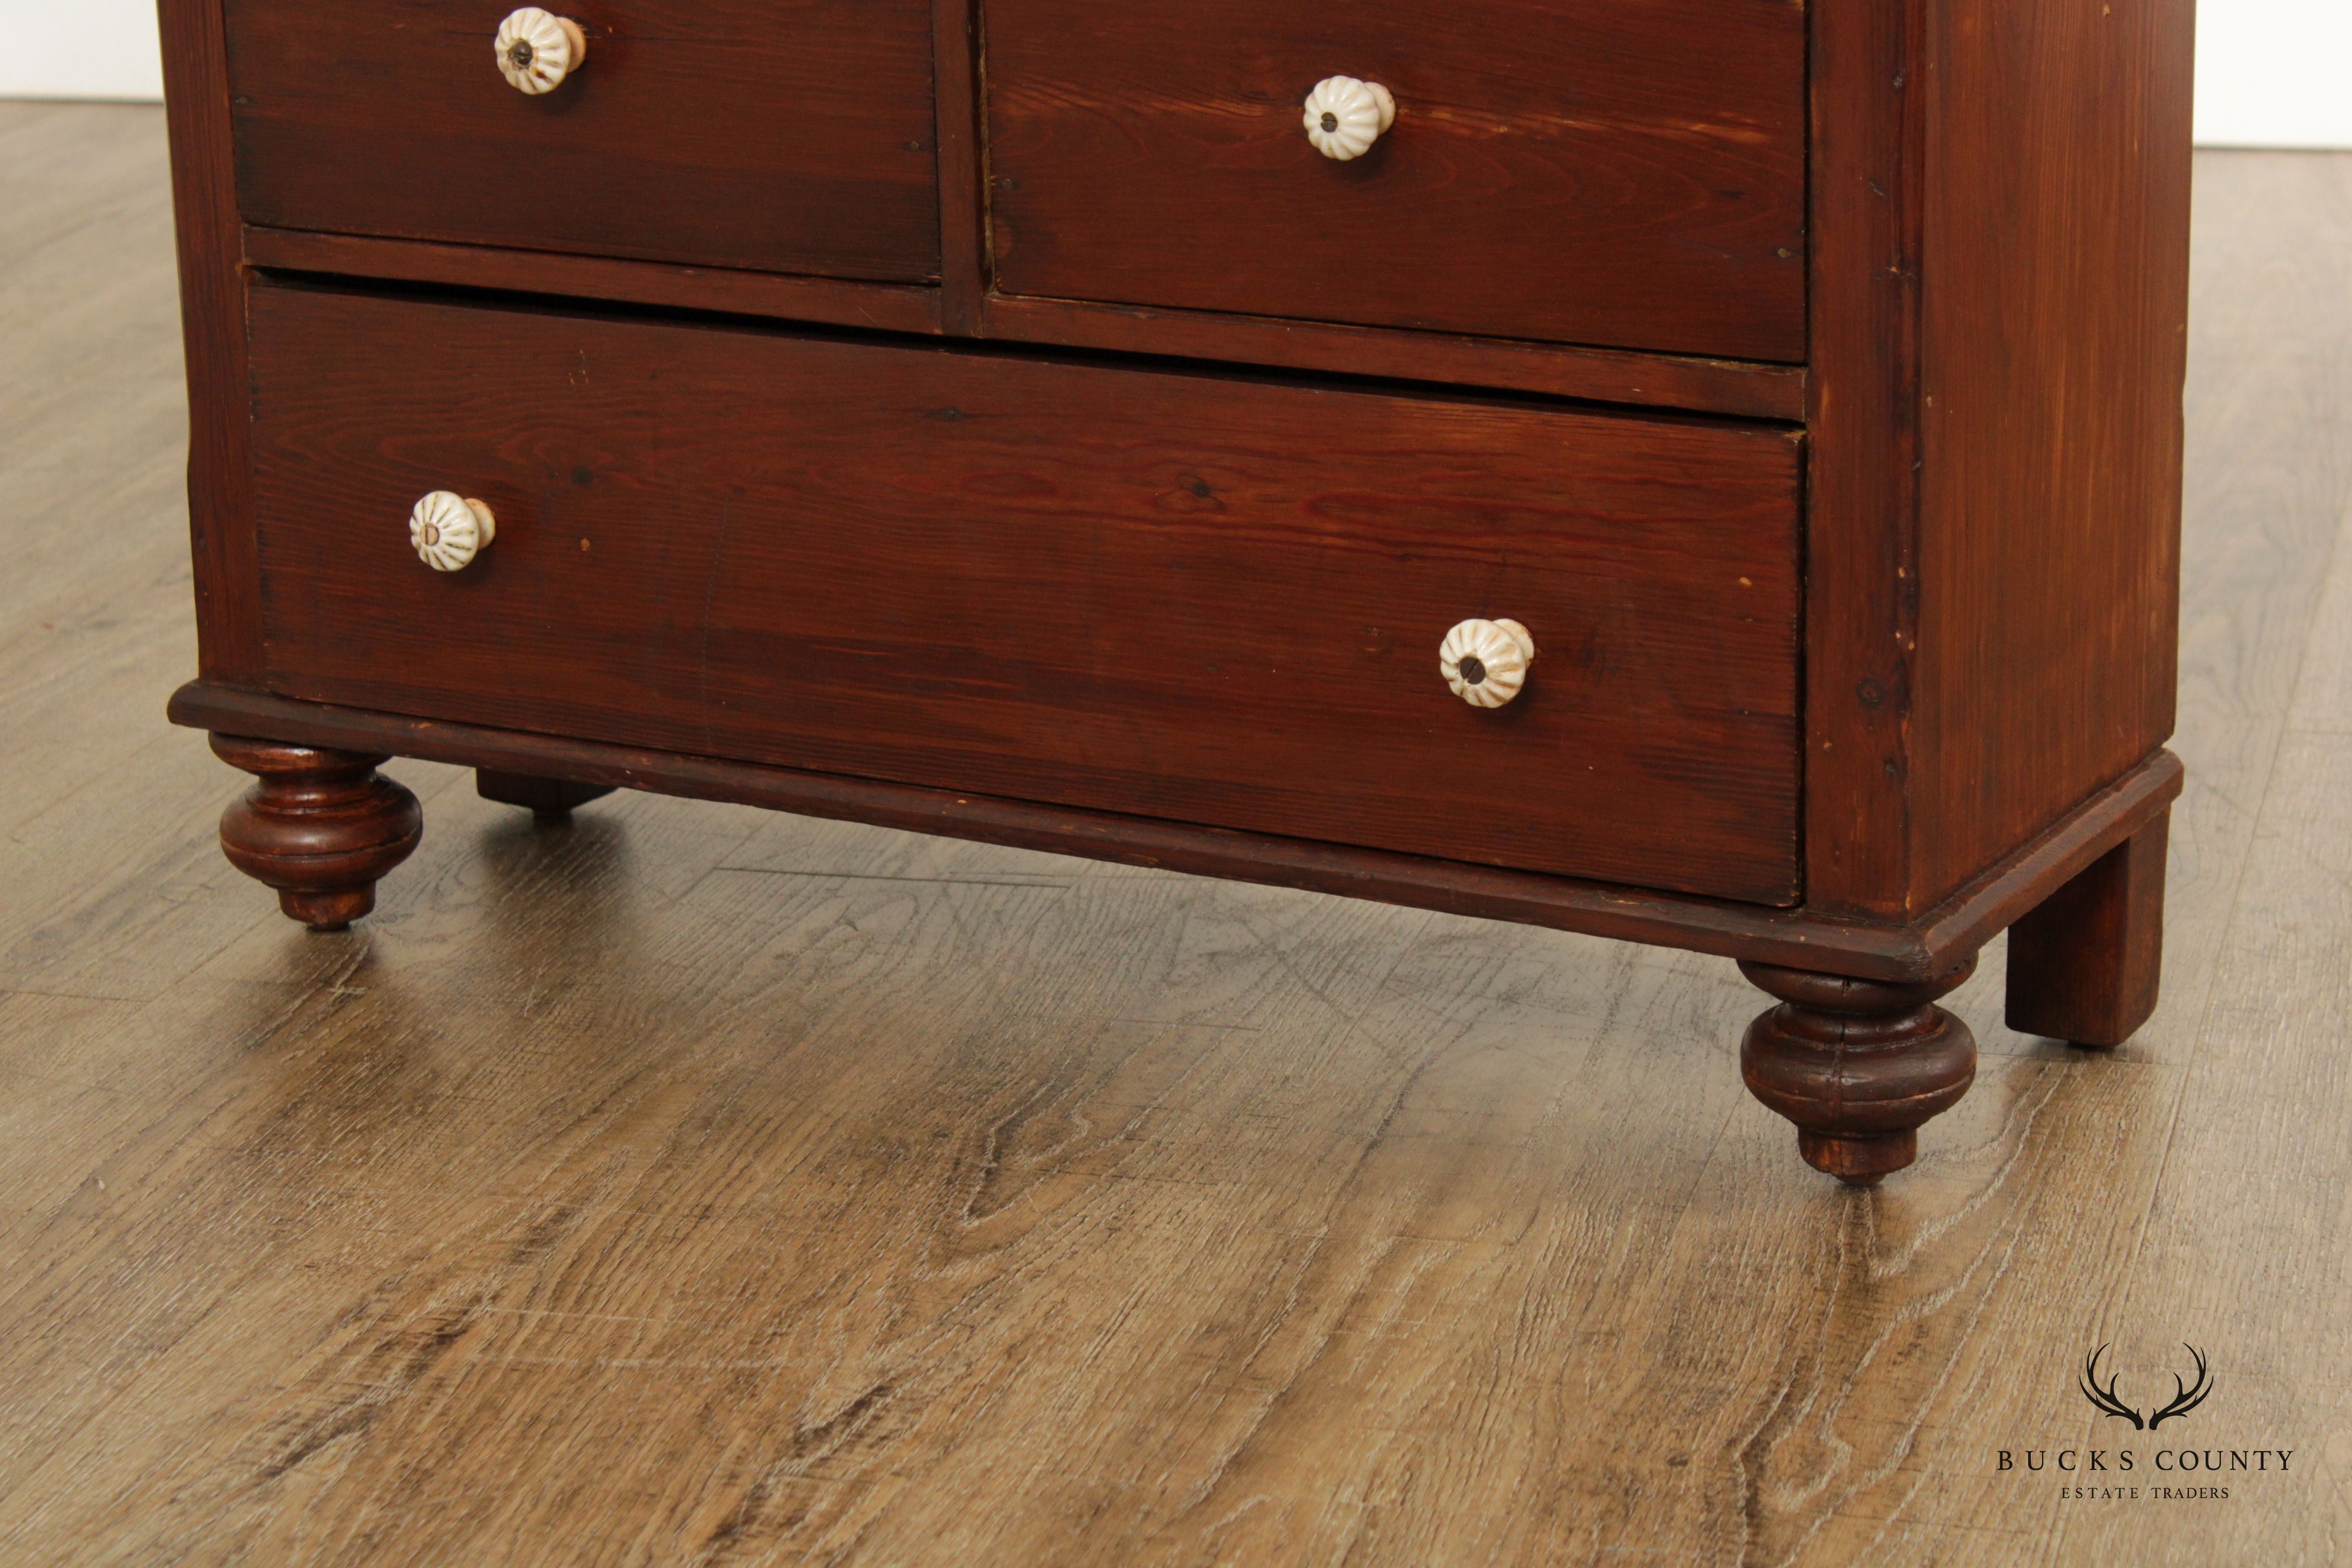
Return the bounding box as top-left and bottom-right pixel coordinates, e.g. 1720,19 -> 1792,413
0,102 -> 2347,1566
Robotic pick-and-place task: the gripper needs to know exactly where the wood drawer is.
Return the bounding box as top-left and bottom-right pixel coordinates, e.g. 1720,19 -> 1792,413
985,0 -> 1807,362
245,285 -> 1804,903
224,1 -> 939,282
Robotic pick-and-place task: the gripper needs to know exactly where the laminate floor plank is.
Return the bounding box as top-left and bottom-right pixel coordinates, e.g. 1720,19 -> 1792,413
2042,408 -> 2352,1564
1577,148 -> 2352,1568
0,101 -> 190,840
0,105 -> 2346,1564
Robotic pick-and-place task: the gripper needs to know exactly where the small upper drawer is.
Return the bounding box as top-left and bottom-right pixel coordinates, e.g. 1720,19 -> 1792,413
224,1 -> 939,283
985,0 -> 1807,362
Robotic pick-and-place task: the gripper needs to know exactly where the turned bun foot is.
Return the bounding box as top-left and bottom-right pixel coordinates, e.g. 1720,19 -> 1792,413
1739,958 -> 1979,1185
211,734 -> 423,931
476,768 -> 615,820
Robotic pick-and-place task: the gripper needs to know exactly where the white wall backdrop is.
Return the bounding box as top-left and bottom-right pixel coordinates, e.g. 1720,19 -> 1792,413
0,1 -> 163,102
2197,0 -> 2352,147
0,0 -> 2346,146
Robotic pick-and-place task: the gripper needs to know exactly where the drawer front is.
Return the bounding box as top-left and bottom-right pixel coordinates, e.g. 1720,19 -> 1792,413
986,0 -> 1807,362
225,1 -> 938,282
247,286 -> 1804,903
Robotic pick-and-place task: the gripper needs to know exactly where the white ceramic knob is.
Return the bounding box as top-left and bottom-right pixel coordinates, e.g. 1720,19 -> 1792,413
1440,619 -> 1535,708
1304,77 -> 1397,161
409,492 -> 496,572
495,8 -> 588,95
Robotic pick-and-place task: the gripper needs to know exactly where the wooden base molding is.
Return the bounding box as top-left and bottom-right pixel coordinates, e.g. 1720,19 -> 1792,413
210,734 -> 422,930
1739,958 -> 1979,1184
181,692 -> 2178,1179
172,684 -> 2181,980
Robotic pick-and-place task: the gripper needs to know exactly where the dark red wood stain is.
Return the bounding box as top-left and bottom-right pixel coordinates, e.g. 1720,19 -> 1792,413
224,0 -> 940,282
1908,0 -> 2193,906
166,685 -> 2184,988
244,284 -> 1805,903
161,0 -> 263,678
2005,810 -> 2170,1047
1804,0 -> 2193,916
984,0 -> 1807,361
159,0 -> 2201,1175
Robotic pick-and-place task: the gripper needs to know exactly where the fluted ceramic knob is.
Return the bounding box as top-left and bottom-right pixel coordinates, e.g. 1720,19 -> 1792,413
1440,619 -> 1535,708
495,8 -> 588,95
1304,76 -> 1397,161
409,492 -> 496,572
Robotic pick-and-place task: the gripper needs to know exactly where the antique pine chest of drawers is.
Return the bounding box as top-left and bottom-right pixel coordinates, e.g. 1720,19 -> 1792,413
159,0 -> 2194,1183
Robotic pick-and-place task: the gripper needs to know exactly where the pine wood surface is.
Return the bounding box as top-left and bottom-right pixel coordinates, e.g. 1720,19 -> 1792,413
237,282 -> 1805,904
1906,0 -> 2193,910
983,0 -> 1807,361
0,103 -> 2347,1565
223,0 -> 942,283
1799,0 -> 2192,921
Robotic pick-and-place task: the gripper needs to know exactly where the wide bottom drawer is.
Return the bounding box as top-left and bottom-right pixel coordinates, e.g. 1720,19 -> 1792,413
245,284 -> 1803,903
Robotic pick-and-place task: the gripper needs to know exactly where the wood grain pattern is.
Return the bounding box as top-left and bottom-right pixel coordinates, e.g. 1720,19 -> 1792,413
224,0 -> 941,282
1740,959 -> 1979,1184
1800,0 -> 1927,916
239,226 -> 1808,422
241,283 -> 1807,903
983,0 -> 1807,361
1804,0 -> 2194,916
0,110 -> 2346,1564
1907,0 -> 2194,906
243,226 -> 946,339
930,0 -> 987,333
208,734 -> 424,930
2005,811 -> 2168,1047
158,0 -> 262,680
975,293 -> 1810,422
2050,175 -> 2352,1555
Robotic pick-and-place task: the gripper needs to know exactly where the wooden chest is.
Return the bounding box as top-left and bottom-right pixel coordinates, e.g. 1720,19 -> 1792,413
159,0 -> 2193,1182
